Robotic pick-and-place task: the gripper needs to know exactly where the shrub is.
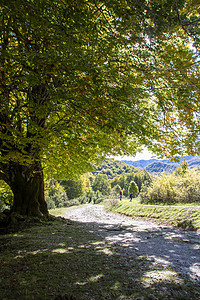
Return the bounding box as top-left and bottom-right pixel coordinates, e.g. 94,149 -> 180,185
64,199 -> 80,207
140,168 -> 200,204
0,181 -> 13,211
106,198 -> 119,207
176,170 -> 200,203
46,197 -> 56,210
46,180 -> 68,209
87,190 -> 95,203
94,197 -> 105,204
77,195 -> 89,204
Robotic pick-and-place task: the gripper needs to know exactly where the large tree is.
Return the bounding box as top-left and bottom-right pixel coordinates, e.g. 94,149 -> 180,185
0,0 -> 199,217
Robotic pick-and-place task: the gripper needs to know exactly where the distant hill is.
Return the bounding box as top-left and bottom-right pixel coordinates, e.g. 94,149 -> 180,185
123,159 -> 157,169
187,157 -> 200,168
123,156 -> 200,174
146,161 -> 178,174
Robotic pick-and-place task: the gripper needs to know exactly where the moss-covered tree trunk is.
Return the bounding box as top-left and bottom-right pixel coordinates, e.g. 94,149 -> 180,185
4,161 -> 48,217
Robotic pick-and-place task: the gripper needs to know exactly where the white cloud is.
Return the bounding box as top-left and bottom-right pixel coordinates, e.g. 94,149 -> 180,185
111,149 -> 157,161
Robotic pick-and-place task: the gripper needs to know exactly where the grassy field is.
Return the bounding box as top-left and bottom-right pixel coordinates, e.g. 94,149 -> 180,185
106,199 -> 200,231
0,204 -> 200,299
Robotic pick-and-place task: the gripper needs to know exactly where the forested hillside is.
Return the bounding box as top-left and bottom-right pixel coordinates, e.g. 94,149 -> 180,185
123,159 -> 158,169
146,162 -> 178,174
92,160 -> 139,179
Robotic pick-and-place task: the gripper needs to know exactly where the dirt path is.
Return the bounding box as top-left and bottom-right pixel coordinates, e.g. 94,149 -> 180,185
62,204 -> 200,282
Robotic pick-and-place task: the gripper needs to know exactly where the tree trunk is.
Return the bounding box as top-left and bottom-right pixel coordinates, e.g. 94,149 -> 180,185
7,162 -> 48,217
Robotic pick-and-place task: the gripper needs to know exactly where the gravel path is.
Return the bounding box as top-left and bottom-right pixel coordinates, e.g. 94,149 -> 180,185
62,204 -> 200,282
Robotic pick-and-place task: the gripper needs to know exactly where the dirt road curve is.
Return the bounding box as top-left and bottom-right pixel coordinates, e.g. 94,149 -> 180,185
62,204 -> 200,282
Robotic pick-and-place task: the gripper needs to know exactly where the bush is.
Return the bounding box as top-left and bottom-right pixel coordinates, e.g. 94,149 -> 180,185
140,168 -> 200,204
0,181 -> 13,211
93,191 -> 107,204
46,180 -> 68,209
87,190 -> 95,203
64,199 -> 81,207
94,197 -> 105,204
106,198 -> 119,207
176,170 -> 200,203
77,195 -> 89,204
46,197 -> 56,210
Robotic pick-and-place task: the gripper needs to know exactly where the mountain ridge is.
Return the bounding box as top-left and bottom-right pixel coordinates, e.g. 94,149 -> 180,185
122,155 -> 200,174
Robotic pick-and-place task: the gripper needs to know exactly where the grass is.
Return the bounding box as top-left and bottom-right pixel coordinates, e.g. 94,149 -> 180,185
49,205 -> 82,217
106,198 -> 200,231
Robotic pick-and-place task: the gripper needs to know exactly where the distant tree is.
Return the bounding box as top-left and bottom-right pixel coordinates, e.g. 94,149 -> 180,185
111,169 -> 152,196
128,181 -> 139,198
61,174 -> 90,200
111,184 -> 121,197
126,173 -> 135,184
110,177 -> 119,189
87,189 -> 95,203
175,159 -> 189,176
61,180 -> 82,200
141,169 -> 153,186
80,174 -> 91,195
117,175 -> 127,193
92,174 -> 111,195
133,173 -> 143,192
106,170 -> 113,178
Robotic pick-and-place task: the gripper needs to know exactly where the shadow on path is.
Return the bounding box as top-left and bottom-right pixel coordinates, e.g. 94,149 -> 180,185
1,210 -> 200,299
63,204 -> 200,282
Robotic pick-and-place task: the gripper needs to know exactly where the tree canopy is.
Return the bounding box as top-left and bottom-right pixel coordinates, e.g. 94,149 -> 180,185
0,0 -> 199,216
